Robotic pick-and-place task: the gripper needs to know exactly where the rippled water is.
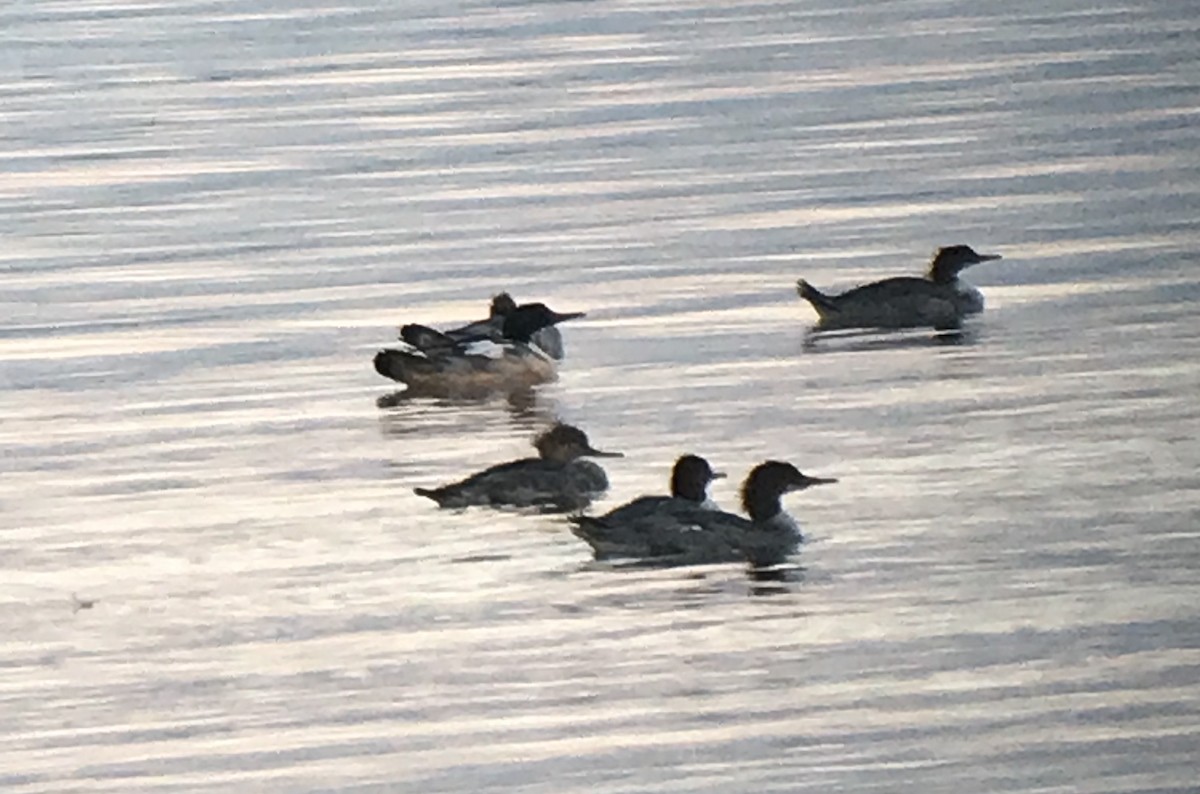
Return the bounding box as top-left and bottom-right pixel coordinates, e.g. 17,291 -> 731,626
3,0 -> 1199,791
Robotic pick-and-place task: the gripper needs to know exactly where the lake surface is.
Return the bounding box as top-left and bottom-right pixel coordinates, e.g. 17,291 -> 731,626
2,0 -> 1199,791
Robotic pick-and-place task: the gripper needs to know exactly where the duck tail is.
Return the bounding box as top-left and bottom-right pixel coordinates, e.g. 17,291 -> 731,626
796,279 -> 838,318
374,349 -> 419,383
413,486 -> 443,503
567,515 -> 610,550
399,323 -> 452,350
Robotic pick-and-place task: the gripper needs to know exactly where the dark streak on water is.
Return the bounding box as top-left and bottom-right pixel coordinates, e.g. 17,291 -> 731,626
2,0 -> 1199,792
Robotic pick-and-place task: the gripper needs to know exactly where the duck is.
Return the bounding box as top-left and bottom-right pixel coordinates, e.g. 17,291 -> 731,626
413,423 -> 622,512
402,292 -> 566,361
797,245 -> 1001,332
374,301 -> 584,398
567,454 -> 726,560
571,460 -> 836,568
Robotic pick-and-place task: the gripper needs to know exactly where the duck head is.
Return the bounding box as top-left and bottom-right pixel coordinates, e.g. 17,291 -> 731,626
534,423 -> 622,463
501,303 -> 586,343
489,292 -> 518,318
670,454 -> 726,502
927,245 -> 1001,283
740,460 -> 836,520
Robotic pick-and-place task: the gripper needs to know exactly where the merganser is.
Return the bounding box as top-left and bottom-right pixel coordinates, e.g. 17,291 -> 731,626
374,302 -> 584,398
797,245 -> 1001,332
413,423 -> 622,512
568,454 -> 726,560
402,292 -> 566,361
571,460 -> 836,568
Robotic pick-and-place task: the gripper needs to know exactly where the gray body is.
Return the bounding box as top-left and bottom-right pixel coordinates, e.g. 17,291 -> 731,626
416,457 -> 609,513
800,277 -> 984,331
797,245 -> 1000,332
571,460 -> 835,568
414,424 -> 620,513
573,501 -> 800,567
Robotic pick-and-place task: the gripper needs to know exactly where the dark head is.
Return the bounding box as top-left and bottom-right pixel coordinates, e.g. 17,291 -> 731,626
670,454 -> 725,502
927,245 -> 1001,283
740,461 -> 836,520
533,423 -> 623,463
489,292 -> 518,318
501,303 -> 585,343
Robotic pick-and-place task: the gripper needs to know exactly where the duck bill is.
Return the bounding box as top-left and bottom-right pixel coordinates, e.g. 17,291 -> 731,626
548,310 -> 586,325
799,474 -> 837,488
586,446 -> 623,458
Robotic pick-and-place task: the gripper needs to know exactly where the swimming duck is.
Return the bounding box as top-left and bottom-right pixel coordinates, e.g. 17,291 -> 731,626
402,292 -> 566,361
571,460 -> 836,567
797,245 -> 1001,332
374,302 -> 584,398
567,454 -> 725,560
414,423 -> 622,512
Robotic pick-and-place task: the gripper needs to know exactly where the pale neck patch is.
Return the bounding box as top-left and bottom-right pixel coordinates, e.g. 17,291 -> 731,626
956,282 -> 985,314
765,511 -> 802,536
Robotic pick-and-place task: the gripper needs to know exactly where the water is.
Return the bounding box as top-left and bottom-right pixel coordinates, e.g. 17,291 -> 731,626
3,0 -> 1199,791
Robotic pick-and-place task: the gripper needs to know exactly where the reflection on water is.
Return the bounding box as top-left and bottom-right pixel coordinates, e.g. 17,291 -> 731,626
802,326 -> 977,352
376,385 -> 554,421
3,0 -> 1200,791
376,387 -> 564,444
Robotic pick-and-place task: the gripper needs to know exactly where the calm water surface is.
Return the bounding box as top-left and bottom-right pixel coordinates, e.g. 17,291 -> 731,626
2,0 -> 1199,791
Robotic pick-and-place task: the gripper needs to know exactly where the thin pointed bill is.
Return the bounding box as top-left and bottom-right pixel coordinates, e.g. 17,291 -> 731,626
975,253 -> 1002,263
586,446 -> 624,458
710,471 -> 728,480
799,474 -> 838,488
548,310 -> 586,324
